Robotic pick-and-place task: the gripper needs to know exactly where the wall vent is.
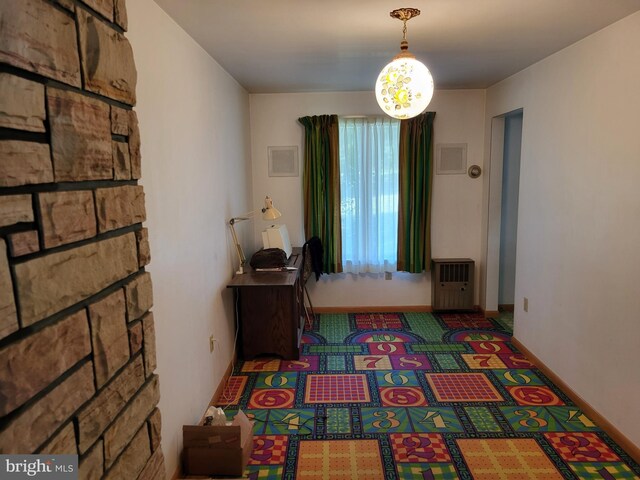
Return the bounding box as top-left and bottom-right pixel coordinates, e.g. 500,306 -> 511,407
268,146 -> 299,177
436,143 -> 467,175
432,258 -> 475,311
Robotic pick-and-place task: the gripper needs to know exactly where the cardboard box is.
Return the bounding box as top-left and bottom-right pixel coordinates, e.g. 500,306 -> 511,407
183,410 -> 254,477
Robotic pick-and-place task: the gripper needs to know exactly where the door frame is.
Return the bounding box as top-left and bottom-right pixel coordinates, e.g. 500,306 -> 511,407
482,109 -> 523,315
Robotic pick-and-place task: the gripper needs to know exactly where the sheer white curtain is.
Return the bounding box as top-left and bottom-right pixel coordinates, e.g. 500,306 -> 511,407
339,116 -> 400,274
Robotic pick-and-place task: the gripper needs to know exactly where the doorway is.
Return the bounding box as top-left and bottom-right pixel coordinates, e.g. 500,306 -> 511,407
483,109 -> 523,315
498,111 -> 523,311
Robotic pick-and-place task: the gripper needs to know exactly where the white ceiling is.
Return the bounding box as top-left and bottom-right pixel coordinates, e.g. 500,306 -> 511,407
153,0 -> 640,93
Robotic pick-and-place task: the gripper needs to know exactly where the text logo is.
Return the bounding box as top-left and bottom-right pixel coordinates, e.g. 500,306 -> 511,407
1,455 -> 78,479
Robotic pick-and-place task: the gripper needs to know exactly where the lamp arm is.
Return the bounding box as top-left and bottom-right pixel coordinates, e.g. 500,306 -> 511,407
229,218 -> 248,274
228,196 -> 280,275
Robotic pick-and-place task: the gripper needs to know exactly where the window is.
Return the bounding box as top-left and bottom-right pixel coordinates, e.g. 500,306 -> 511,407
339,116 -> 400,273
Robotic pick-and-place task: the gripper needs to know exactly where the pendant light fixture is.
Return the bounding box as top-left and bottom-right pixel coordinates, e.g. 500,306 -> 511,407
375,8 -> 434,120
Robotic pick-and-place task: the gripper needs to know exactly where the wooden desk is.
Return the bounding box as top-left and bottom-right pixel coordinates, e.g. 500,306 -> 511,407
227,247 -> 304,360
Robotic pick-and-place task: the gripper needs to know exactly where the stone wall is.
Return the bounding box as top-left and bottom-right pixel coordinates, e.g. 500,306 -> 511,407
0,0 -> 165,478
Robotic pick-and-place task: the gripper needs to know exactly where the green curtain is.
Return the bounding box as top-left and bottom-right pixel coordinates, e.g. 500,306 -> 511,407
397,111 -> 436,273
298,115 -> 343,273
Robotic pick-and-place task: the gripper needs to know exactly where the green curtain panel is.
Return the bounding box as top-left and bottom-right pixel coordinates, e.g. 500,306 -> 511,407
397,111 -> 436,273
298,115 -> 343,273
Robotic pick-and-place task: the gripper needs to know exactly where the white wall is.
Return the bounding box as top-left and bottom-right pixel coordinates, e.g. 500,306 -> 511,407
128,2 -> 252,476
485,11 -> 640,446
249,90 -> 486,307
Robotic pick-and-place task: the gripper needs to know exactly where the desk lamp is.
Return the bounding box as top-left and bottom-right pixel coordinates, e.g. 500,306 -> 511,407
229,196 -> 281,274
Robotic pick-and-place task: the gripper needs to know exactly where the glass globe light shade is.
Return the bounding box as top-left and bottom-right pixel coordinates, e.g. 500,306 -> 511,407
375,56 -> 434,120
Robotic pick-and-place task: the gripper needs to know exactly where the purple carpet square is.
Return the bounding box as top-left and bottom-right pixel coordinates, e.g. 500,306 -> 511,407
280,355 -> 319,372
390,354 -> 431,370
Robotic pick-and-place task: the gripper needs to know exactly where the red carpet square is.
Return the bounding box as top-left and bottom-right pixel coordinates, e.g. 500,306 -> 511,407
355,313 -> 403,329
544,433 -> 621,462
426,373 -> 503,402
390,433 -> 451,462
250,435 -> 289,465
380,387 -> 427,407
508,386 -> 564,406
248,389 -> 295,409
470,341 -> 513,354
217,375 -> 247,405
443,315 -> 494,329
305,374 -> 370,403
368,342 -> 406,355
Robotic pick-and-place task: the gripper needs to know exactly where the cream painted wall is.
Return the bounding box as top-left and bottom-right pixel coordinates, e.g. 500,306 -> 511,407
249,90 -> 486,307
485,11 -> 640,445
128,1 -> 252,476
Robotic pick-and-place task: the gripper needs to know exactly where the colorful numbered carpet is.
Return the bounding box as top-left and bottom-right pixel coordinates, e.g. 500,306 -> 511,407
219,312 -> 640,479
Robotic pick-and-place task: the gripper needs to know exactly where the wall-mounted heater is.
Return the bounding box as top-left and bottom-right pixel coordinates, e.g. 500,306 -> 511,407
431,258 -> 475,311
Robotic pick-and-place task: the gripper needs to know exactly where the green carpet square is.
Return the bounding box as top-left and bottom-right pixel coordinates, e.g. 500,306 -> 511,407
318,313 -> 351,343
501,406 -> 563,432
412,344 -> 467,353
495,311 -> 514,332
404,312 -> 446,341
326,355 -> 346,371
255,372 -> 298,389
548,406 -> 601,431
245,465 -> 284,479
309,345 -> 363,353
408,407 -> 464,433
326,407 -> 352,434
362,407 -> 411,433
375,370 -> 419,387
494,369 -> 545,386
435,354 -> 460,370
465,406 -> 502,433
569,463 -> 639,479
263,409 -> 315,435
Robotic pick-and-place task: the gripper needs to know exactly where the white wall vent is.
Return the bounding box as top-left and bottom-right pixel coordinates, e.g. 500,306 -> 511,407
268,146 -> 299,177
436,143 -> 467,175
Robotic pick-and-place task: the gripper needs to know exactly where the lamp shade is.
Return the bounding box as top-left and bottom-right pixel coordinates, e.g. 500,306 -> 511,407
262,196 -> 281,220
375,56 -> 434,120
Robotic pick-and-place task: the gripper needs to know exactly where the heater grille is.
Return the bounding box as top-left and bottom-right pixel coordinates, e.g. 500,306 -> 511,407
432,258 -> 475,311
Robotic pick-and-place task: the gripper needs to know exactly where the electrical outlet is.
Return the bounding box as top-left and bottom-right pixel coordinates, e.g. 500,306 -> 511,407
209,335 -> 215,352
523,297 -> 529,313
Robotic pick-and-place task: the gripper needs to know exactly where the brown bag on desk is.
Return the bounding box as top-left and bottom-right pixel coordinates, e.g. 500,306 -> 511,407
249,248 -> 287,269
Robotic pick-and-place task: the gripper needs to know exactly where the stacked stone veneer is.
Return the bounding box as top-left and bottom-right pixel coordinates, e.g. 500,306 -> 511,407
0,0 -> 165,478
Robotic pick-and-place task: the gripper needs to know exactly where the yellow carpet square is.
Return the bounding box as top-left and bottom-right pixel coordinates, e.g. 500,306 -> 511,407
461,353 -> 508,369
354,355 -> 392,370
296,440 -> 384,480
457,439 -> 564,480
242,358 -> 281,372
